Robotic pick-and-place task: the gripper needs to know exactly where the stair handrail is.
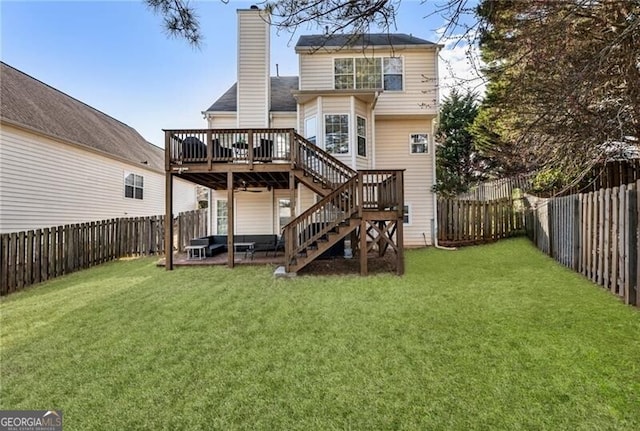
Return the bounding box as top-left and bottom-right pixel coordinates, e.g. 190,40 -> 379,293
292,133 -> 357,189
283,175 -> 359,270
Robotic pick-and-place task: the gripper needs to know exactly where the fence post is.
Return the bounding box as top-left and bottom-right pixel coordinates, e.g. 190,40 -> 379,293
625,186 -> 637,305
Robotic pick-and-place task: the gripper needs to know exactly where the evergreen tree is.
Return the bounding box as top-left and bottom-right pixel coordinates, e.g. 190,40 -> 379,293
434,89 -> 488,197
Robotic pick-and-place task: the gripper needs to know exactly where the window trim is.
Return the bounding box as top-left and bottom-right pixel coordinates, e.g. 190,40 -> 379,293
409,133 -> 429,155
124,172 -> 144,200
324,113 -> 351,155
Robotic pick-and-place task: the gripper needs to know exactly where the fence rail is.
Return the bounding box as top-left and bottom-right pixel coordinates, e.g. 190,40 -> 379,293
437,198 -> 525,246
0,210 -> 206,296
525,181 -> 639,307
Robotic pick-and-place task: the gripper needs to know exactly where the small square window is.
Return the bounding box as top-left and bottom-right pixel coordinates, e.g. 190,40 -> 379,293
403,205 -> 410,224
124,173 -> 144,200
410,133 -> 429,154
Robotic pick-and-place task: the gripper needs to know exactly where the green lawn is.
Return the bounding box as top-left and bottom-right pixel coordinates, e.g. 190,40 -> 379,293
1,238 -> 639,430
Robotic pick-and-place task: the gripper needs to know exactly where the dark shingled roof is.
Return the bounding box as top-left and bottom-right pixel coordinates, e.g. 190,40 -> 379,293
296,33 -> 436,49
0,62 -> 164,171
206,76 -> 299,112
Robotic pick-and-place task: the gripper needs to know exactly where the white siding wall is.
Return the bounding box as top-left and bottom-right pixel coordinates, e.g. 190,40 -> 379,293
298,47 -> 438,116
0,126 -> 197,233
237,9 -> 270,128
375,118 -> 435,247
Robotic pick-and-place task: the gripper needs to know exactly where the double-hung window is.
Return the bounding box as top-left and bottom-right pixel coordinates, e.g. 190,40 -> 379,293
334,57 -> 403,91
124,173 -> 144,200
383,57 -> 403,90
324,114 -> 349,154
334,58 -> 354,90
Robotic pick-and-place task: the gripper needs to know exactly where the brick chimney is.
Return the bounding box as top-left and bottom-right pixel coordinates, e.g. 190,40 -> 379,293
236,5 -> 270,128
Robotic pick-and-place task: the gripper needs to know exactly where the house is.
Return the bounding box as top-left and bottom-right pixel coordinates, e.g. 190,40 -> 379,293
0,62 -> 198,234
164,6 -> 441,275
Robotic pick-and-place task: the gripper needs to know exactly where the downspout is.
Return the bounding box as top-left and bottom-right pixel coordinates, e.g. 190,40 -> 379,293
431,44 -> 456,250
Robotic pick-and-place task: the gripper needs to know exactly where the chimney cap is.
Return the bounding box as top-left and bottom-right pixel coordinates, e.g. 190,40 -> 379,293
250,5 -> 259,9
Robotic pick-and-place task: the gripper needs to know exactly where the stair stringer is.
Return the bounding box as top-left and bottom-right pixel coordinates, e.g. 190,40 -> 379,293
288,218 -> 360,274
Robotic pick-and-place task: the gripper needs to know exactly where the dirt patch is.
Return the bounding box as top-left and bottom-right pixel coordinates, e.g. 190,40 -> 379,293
298,252 -> 399,276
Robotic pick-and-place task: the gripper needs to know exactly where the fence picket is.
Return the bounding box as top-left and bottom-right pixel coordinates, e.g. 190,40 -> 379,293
525,179 -> 639,308
0,210 -> 205,296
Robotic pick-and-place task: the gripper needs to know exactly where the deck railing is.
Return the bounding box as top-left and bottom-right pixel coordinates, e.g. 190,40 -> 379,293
292,132 -> 356,189
360,170 -> 404,211
165,128 -> 295,168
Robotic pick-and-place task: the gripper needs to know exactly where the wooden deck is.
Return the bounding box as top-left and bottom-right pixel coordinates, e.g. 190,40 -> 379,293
164,128 -> 405,276
157,251 -> 285,267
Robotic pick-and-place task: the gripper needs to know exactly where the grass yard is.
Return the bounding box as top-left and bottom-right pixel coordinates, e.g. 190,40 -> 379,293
1,238 -> 639,430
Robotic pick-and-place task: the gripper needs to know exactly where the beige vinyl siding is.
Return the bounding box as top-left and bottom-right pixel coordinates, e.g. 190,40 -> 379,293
297,184 -> 317,216
210,189 -> 274,235
0,126 -> 197,233
298,48 -> 438,116
374,118 -> 435,247
270,113 -> 296,129
207,114 -> 237,129
237,10 -> 270,127
375,51 -> 438,117
234,190 -> 273,234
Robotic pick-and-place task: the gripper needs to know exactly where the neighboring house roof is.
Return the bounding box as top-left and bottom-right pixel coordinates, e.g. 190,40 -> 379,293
296,33 -> 437,50
0,62 -> 164,172
205,76 -> 299,113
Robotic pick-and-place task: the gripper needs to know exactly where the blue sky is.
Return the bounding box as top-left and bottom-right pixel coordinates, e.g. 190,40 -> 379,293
1,0 -> 480,148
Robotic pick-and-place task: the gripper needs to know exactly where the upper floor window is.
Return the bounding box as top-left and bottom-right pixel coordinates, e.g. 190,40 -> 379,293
325,114 -> 349,154
383,57 -> 403,91
410,133 -> 429,154
124,173 -> 144,199
334,57 -> 403,91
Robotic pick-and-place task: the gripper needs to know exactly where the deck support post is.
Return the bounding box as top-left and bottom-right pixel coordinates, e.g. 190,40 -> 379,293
227,171 -> 235,268
360,219 -> 368,276
396,171 -> 405,275
165,171 -> 174,270
289,171 -> 296,220
164,130 -> 174,271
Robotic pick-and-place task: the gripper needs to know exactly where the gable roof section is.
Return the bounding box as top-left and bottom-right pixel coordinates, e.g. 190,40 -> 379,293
0,62 -> 164,172
296,33 -> 437,51
206,76 -> 299,113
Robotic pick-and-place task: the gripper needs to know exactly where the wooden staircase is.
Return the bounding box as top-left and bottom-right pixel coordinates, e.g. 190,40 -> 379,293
283,133 -> 404,275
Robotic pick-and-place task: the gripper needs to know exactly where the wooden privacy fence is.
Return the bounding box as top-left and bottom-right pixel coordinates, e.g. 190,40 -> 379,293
525,181 -> 639,307
456,173 -> 535,201
437,198 -> 525,246
0,209 -> 206,296
176,208 -> 207,251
